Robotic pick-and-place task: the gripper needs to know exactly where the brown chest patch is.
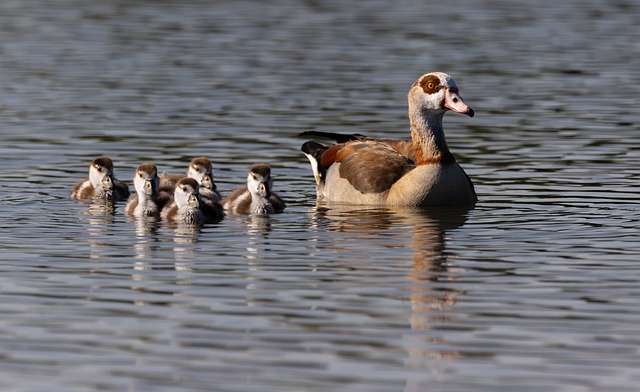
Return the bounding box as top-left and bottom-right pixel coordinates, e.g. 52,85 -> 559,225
413,146 -> 456,166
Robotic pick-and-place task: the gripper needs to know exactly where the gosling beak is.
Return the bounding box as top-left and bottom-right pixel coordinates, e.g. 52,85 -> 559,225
102,175 -> 113,188
144,180 -> 156,196
200,175 -> 213,190
258,182 -> 271,198
188,194 -> 200,208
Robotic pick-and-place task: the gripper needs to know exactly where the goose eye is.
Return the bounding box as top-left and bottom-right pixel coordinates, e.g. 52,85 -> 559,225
427,82 -> 435,90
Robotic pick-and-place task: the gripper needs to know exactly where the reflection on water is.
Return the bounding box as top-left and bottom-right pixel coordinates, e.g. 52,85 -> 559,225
82,200 -> 116,260
172,224 -> 201,271
313,203 -> 469,389
131,216 -> 160,270
245,214 -> 273,259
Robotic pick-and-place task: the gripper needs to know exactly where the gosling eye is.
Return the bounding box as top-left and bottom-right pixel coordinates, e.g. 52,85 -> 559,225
95,166 -> 103,172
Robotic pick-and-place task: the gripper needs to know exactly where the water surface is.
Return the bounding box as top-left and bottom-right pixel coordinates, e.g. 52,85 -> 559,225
0,0 -> 639,391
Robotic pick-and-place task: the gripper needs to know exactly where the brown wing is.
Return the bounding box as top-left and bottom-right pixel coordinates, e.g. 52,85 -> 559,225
125,195 -> 138,215
160,202 -> 178,221
334,141 -> 415,194
159,173 -> 182,192
222,186 -> 251,212
300,130 -> 416,163
71,178 -> 93,199
384,140 -> 416,162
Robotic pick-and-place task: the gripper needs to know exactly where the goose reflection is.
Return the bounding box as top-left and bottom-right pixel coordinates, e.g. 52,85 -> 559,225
310,201 -> 471,389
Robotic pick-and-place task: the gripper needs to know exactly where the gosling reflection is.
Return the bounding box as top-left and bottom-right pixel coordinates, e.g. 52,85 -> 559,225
244,214 -> 272,261
84,199 -> 116,218
235,214 -> 273,307
310,201 -> 471,390
171,223 -> 202,271
80,199 -> 115,259
129,215 -> 160,272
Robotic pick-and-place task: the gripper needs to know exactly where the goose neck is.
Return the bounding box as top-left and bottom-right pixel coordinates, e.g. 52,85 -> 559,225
409,109 -> 453,165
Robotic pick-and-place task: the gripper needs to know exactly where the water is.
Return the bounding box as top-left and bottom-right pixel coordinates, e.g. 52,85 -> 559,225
0,0 -> 639,390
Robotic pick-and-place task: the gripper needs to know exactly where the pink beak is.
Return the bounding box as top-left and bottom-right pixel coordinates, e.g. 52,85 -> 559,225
444,89 -> 474,117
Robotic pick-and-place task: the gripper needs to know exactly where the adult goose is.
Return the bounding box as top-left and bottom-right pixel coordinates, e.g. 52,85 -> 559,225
300,72 -> 477,207
71,156 -> 130,201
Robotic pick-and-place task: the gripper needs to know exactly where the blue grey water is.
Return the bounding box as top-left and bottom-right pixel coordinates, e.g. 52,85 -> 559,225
0,0 -> 638,390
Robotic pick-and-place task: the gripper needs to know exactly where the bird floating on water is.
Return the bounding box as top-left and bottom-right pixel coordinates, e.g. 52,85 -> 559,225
159,156 -> 222,204
161,177 -> 224,224
71,156 -> 130,201
300,71 -> 477,207
223,164 -> 286,214
125,163 -> 171,218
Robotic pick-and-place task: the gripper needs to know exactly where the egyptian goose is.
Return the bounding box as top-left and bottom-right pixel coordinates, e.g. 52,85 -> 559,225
125,163 -> 171,217
161,177 -> 224,224
222,164 -> 286,214
71,156 -> 130,201
159,157 -> 222,204
300,72 -> 477,207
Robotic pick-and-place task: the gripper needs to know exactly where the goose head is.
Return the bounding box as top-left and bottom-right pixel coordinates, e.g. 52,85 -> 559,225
247,164 -> 273,199
133,163 -> 159,198
409,72 -> 474,118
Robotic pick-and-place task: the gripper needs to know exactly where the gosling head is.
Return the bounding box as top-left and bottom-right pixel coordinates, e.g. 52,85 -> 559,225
133,163 -> 159,198
174,177 -> 201,209
187,157 -> 216,191
246,164 -> 273,199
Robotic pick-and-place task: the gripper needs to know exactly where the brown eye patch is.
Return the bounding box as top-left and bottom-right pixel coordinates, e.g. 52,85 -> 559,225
418,75 -> 442,94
